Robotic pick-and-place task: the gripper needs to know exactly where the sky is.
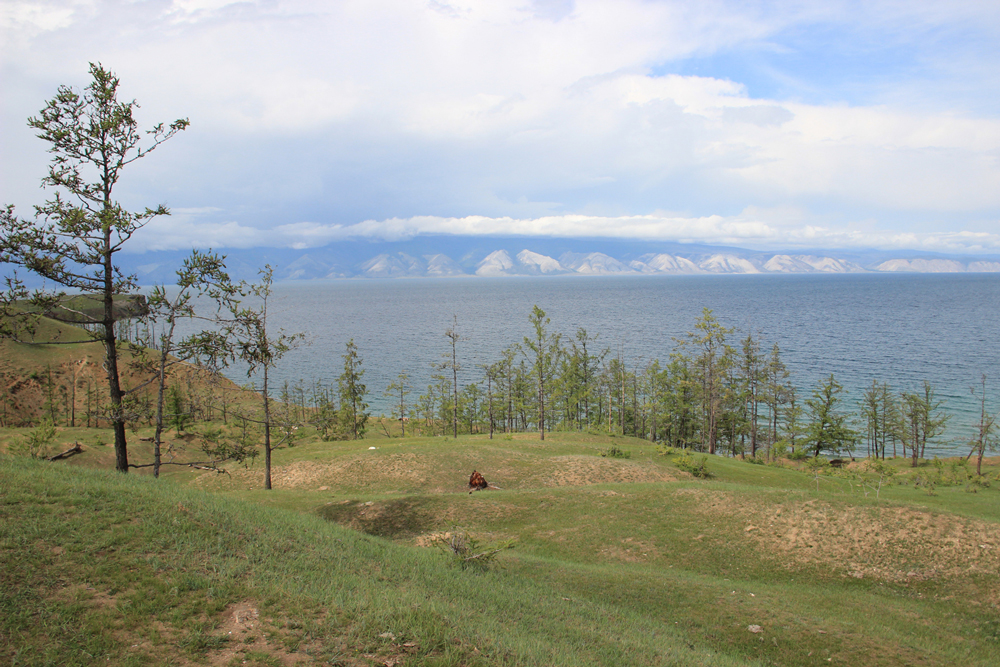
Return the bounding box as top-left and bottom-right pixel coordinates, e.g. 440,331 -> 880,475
2,0 -> 1000,255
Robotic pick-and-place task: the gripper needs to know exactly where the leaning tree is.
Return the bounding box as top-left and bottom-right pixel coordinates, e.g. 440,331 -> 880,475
0,63 -> 188,472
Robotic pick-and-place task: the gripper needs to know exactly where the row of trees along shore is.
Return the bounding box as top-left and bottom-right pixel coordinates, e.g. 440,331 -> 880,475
374,306 -> 997,475
1,64 -> 997,488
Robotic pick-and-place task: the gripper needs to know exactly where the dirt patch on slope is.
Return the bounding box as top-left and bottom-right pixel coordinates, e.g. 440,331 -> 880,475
752,503 -> 1000,585
198,452 -> 678,492
679,488 -> 1000,597
196,452 -> 457,492
524,455 -> 678,487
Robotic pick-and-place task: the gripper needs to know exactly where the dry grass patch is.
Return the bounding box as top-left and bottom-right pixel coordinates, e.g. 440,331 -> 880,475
678,487 -> 1000,597
196,448 -> 679,494
753,503 -> 1000,587
522,454 -> 678,487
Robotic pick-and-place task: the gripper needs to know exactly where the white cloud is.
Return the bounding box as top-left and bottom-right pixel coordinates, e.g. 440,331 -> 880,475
128,209 -> 1000,254
3,1 -> 1000,252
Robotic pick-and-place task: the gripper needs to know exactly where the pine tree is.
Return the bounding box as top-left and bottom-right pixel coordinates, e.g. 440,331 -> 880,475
1,63 -> 188,472
338,339 -> 369,440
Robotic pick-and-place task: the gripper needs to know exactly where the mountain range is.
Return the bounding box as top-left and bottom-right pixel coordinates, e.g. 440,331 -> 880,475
114,236 -> 1000,284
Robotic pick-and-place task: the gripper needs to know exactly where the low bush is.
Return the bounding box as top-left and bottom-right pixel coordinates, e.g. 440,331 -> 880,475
600,444 -> 631,459
433,529 -> 516,571
788,446 -> 810,461
673,450 -> 712,478
8,419 -> 56,459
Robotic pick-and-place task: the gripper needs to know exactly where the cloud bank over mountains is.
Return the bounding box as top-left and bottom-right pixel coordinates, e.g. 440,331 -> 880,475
134,211 -> 1000,256
3,1 -> 1000,258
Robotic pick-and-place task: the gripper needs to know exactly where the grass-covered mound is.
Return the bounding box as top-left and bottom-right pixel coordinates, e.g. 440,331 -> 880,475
6,432 -> 999,667
2,454 -> 755,667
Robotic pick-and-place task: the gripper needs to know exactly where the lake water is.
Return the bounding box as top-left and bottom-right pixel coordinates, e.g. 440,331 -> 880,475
209,273 -> 1000,454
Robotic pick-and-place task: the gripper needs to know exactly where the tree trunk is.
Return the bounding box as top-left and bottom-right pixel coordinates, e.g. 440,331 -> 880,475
263,365 -> 272,490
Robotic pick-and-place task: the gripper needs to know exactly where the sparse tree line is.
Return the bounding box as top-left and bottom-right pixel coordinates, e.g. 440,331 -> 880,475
384,305 -> 997,475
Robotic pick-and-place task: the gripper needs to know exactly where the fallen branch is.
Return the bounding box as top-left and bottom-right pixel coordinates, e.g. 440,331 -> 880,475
47,443 -> 83,461
128,460 -> 232,475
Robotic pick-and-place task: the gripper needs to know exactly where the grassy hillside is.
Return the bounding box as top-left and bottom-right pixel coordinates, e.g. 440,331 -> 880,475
0,309 -> 244,431
2,309 -> 998,665
3,431 -> 999,666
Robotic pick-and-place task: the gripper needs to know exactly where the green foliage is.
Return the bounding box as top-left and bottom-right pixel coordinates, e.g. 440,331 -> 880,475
336,339 -> 369,440
168,384 -> 189,434
788,445 -> 810,461
805,374 -> 857,458
600,444 -> 631,459
771,438 -> 790,460
804,456 -> 830,472
1,63 -> 189,472
433,529 -> 515,571
859,457 -> 898,499
898,457 -> 994,494
523,305 -> 562,440
678,308 -> 735,455
9,418 -> 57,458
673,450 -> 713,478
199,423 -> 259,466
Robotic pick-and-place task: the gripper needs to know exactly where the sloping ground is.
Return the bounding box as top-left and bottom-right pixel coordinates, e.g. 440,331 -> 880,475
194,436 -> 999,596
1,456 -> 761,667
0,310 -> 244,429
186,434 -> 1000,667
194,449 -> 678,493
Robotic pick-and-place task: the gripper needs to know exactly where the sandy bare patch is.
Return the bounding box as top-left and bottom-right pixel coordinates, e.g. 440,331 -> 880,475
198,600 -> 324,667
753,504 -> 1000,584
414,531 -> 453,547
196,453 -> 450,491
197,450 -> 679,493
682,489 -> 1000,595
526,455 -> 678,487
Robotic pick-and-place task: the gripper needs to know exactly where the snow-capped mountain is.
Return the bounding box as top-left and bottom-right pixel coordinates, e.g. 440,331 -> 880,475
560,252 -> 634,275
476,249 -> 569,276
762,255 -> 863,273
424,253 -> 466,277
516,250 -> 568,275
635,254 -> 703,274
118,238 -> 1000,285
698,254 -> 760,274
876,258 -> 967,273
358,252 -> 426,278
475,250 -> 517,276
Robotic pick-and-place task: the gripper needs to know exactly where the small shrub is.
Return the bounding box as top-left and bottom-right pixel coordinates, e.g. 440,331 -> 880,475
746,454 -> 766,465
433,530 -> 515,571
600,445 -> 631,459
168,385 -> 190,434
771,439 -> 790,460
655,444 -> 676,456
674,451 -> 712,478
966,475 -> 991,493
9,420 -> 57,459
805,456 -> 830,473
788,446 -> 809,461
860,458 -> 897,499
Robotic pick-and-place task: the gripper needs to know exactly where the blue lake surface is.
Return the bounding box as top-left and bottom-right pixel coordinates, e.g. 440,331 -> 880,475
208,273 -> 1000,453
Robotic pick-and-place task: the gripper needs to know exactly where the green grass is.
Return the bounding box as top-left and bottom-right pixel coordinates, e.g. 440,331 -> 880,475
3,426 -> 1000,666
